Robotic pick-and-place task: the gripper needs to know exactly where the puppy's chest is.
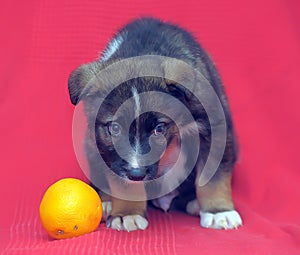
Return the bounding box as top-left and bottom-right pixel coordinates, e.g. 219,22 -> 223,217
152,139 -> 183,211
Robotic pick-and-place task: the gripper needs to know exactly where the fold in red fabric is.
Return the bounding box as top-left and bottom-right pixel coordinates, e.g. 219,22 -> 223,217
1,0 -> 299,254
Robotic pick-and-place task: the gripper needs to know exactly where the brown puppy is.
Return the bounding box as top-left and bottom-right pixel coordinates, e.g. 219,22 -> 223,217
68,17 -> 242,231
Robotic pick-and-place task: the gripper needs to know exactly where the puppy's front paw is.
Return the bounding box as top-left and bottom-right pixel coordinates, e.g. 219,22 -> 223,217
200,210 -> 242,230
106,215 -> 148,232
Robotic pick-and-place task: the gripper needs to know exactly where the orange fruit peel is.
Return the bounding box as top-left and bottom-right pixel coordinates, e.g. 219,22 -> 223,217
39,178 -> 102,239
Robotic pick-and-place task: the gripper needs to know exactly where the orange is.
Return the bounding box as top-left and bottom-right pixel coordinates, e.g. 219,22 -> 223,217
39,178 -> 102,239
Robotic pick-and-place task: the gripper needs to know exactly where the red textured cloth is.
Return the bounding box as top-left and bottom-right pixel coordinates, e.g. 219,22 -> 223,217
1,0 -> 300,254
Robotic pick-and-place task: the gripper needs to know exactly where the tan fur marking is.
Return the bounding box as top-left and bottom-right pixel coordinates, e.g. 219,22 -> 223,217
107,177 -> 147,217
196,172 -> 234,213
110,197 -> 147,217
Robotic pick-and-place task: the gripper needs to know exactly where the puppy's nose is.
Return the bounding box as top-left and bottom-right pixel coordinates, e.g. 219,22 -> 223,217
127,168 -> 146,181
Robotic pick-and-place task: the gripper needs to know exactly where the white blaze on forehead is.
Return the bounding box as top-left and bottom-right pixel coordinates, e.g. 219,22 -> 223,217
101,35 -> 124,61
129,86 -> 141,169
132,87 -> 141,118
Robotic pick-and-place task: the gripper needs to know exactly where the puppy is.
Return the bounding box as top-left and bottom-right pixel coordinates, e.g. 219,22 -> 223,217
68,17 -> 242,231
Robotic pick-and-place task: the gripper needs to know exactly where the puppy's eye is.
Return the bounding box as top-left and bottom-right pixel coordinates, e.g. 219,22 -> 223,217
108,122 -> 121,136
154,123 -> 166,136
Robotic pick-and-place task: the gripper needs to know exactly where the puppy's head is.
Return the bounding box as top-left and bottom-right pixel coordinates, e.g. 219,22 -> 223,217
68,58 -> 201,181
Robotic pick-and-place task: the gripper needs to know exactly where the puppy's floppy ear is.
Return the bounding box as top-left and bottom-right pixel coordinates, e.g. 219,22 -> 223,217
68,62 -> 100,105
161,58 -> 210,135
161,58 -> 195,101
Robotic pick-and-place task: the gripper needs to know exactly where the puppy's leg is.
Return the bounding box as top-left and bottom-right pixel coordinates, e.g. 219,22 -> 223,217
196,172 -> 242,229
107,197 -> 148,231
106,179 -> 148,231
92,185 -> 147,229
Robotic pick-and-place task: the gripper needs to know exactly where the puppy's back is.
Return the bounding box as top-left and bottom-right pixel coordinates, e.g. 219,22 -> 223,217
102,18 -> 204,64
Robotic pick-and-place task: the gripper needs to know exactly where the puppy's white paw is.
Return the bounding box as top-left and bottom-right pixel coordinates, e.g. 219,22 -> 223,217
101,201 -> 112,221
200,210 -> 242,230
186,199 -> 200,216
107,215 -> 148,232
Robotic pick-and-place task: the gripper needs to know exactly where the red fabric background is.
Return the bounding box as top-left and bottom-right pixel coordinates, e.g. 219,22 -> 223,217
1,0 -> 300,254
